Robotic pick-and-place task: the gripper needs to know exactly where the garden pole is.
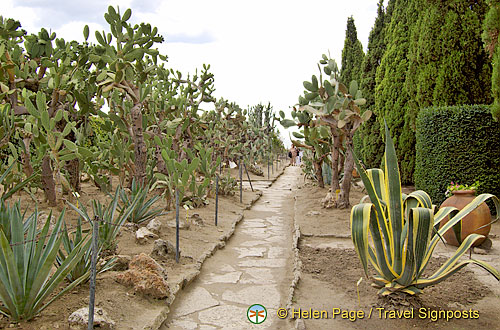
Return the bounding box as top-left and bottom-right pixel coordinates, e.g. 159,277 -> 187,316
267,156 -> 270,180
215,164 -> 220,226
175,188 -> 180,263
271,153 -> 274,174
243,163 -> 254,192
88,216 -> 100,330
239,156 -> 242,203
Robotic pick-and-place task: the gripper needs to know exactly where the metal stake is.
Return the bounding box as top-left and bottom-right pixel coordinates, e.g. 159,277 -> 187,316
239,156 -> 242,203
243,163 -> 254,192
88,216 -> 100,330
215,165 -> 220,226
175,188 -> 180,263
267,157 -> 270,180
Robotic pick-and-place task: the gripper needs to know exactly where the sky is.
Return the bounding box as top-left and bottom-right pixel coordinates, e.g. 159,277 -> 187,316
3,0 -> 385,147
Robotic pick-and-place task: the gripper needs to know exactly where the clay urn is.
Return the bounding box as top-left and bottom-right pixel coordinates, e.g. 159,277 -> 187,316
439,190 -> 491,247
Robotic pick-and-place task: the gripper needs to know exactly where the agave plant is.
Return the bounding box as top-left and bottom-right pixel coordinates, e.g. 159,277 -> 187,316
55,218 -> 116,282
68,187 -> 137,252
118,179 -> 164,224
351,123 -> 500,296
0,200 -> 36,243
0,208 -> 90,321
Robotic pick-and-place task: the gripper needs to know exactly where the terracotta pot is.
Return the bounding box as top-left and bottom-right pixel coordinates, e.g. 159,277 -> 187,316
352,168 -> 360,178
439,190 -> 491,247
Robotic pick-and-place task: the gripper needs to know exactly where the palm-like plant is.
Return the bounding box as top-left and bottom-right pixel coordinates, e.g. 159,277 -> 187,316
351,123 -> 500,296
118,179 -> 164,224
0,209 -> 90,321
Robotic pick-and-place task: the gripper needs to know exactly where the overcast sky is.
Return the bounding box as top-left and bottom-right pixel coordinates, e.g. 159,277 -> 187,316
3,0 -> 385,147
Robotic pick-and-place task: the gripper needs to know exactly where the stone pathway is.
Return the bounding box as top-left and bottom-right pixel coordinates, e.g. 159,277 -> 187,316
162,167 -> 300,329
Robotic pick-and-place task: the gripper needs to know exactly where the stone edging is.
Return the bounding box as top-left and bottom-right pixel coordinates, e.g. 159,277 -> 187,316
301,233 -> 351,239
286,191 -> 304,329
144,171 -> 280,329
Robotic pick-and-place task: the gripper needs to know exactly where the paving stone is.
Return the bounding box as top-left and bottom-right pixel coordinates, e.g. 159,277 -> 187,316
264,236 -> 285,243
268,247 -> 286,259
219,264 -> 236,272
238,258 -> 286,268
235,247 -> 266,258
168,318 -> 198,329
221,285 -> 281,308
241,227 -> 268,236
172,287 -> 219,317
240,240 -> 267,247
239,268 -> 275,284
199,325 -> 217,330
241,221 -> 267,228
204,271 -> 242,284
197,305 -> 249,329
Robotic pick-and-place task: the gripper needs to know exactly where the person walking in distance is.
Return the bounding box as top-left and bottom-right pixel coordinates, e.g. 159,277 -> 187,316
289,146 -> 297,166
296,148 -> 302,165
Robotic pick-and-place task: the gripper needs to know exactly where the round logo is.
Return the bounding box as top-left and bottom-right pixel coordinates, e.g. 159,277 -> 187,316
247,304 -> 267,324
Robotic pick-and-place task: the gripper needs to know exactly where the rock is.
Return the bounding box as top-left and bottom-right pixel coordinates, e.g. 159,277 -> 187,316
146,218 -> 162,234
115,253 -> 169,299
36,213 -> 55,231
122,223 -> 139,232
80,173 -> 90,182
135,227 -> 159,244
478,237 -> 492,250
167,219 -> 190,230
191,213 -> 204,226
306,211 -> 321,216
108,255 -> 131,271
151,239 -> 178,259
68,307 -> 115,329
321,192 -> 336,209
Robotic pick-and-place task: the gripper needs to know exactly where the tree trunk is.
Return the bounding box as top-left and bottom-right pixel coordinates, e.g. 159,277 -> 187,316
66,158 -> 80,192
41,156 -> 56,206
330,129 -> 341,192
339,151 -> 345,178
313,161 -> 324,188
131,102 -> 147,186
21,137 -> 34,178
337,133 -> 354,209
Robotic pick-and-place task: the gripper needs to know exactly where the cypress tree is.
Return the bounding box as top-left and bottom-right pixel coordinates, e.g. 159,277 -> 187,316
358,0 -> 386,168
407,0 -> 492,117
374,0 -> 422,184
483,0 -> 500,120
340,16 -> 365,85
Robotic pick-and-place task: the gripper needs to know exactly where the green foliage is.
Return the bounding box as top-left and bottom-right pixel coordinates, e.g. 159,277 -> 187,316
375,0 -> 422,184
118,179 -> 164,224
340,16 -> 365,85
406,0 -> 491,113
357,0 -> 386,168
68,187 -> 138,252
483,0 -> 500,120
415,105 -> 500,205
217,174 -> 238,196
351,123 -> 500,296
0,209 -> 90,321
56,218 -> 116,283
0,200 -> 34,243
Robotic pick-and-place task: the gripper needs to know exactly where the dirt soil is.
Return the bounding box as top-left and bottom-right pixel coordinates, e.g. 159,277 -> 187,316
293,171 -> 500,330
0,162 -> 286,329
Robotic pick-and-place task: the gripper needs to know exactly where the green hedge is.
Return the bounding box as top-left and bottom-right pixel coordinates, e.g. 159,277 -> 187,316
415,105 -> 500,206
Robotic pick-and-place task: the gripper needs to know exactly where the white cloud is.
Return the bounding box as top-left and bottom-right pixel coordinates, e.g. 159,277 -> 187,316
3,0 -> 385,147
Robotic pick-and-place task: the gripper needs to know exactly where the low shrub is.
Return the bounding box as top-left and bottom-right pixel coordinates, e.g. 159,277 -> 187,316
415,105 -> 500,205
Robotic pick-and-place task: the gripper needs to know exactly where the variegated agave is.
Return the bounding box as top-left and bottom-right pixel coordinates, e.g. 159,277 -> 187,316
351,123 -> 500,296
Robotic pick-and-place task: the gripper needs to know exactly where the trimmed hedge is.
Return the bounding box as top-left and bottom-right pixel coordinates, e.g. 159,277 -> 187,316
415,105 -> 500,206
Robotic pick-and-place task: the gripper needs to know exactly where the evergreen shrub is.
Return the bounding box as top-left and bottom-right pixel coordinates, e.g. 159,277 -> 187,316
415,105 -> 500,205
